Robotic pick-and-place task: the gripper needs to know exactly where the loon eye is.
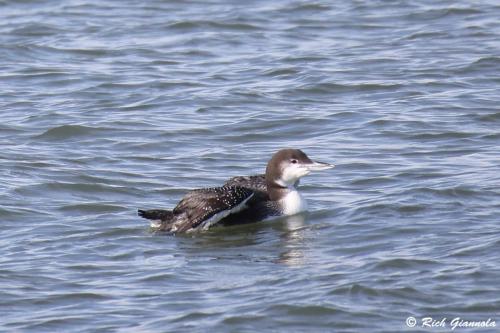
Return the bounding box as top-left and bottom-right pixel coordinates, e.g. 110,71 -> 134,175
291,159 -> 298,164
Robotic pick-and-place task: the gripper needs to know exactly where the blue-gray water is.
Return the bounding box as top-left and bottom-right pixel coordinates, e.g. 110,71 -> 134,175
1,0 -> 499,332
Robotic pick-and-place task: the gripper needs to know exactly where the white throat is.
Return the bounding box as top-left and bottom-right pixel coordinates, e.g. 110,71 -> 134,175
280,185 -> 308,216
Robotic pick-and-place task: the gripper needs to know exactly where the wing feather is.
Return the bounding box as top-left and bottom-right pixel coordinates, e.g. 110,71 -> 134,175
171,186 -> 254,232
225,174 -> 267,193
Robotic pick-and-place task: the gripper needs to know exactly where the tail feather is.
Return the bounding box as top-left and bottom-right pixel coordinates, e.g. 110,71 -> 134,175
138,209 -> 174,221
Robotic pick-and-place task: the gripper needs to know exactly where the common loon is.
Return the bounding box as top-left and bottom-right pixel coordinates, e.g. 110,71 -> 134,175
138,149 -> 334,233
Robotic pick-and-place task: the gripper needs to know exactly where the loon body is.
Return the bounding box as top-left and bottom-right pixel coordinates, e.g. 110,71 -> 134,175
138,149 -> 334,233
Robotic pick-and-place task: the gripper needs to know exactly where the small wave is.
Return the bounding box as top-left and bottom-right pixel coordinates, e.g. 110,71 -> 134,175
222,314 -> 266,324
36,125 -> 109,140
478,112 -> 500,122
15,182 -> 131,197
447,238 -> 499,257
372,258 -> 439,270
409,131 -> 475,141
3,67 -> 69,79
454,56 -> 500,74
32,292 -> 110,304
281,55 -> 328,63
350,176 -> 398,186
414,186 -> 483,198
166,20 -> 260,31
329,283 -> 381,297
0,206 -> 53,219
171,311 -> 218,323
405,31 -> 450,40
138,273 -> 175,283
9,23 -> 64,37
480,133 -> 500,140
406,7 -> 483,21
0,206 -> 24,218
349,202 -> 428,218
281,3 -> 331,13
288,82 -> 403,95
267,304 -> 340,316
210,21 -> 261,31
262,68 -> 300,77
58,203 -> 126,214
382,286 -> 427,300
396,204 -> 426,213
444,7 -> 484,15
95,227 -> 142,238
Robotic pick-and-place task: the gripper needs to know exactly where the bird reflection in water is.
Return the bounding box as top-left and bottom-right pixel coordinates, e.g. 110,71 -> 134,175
172,213 -> 311,267
275,214 -> 308,267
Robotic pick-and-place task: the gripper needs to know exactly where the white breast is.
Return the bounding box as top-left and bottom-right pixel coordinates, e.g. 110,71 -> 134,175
280,189 -> 308,215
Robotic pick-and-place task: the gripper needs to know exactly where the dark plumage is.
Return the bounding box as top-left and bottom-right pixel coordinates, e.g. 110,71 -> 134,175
138,209 -> 173,221
139,186 -> 253,233
224,174 -> 267,193
138,149 -> 334,233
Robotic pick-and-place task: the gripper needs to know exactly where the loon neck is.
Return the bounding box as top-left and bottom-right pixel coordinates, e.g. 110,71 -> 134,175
267,181 -> 288,201
266,179 -> 300,201
267,180 -> 308,215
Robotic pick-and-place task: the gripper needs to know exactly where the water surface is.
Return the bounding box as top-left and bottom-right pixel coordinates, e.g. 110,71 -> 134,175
1,0 -> 500,332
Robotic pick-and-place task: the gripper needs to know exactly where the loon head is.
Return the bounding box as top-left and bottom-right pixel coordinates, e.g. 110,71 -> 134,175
265,149 -> 334,198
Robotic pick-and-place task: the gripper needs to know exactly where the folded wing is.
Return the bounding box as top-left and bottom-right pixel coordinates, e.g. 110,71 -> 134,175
169,186 -> 254,233
225,174 -> 267,195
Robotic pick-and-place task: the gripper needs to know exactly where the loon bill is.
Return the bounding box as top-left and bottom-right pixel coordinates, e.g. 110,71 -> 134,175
138,149 -> 334,233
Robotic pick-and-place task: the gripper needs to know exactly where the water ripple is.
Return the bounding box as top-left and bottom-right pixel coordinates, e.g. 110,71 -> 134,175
1,0 -> 499,332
